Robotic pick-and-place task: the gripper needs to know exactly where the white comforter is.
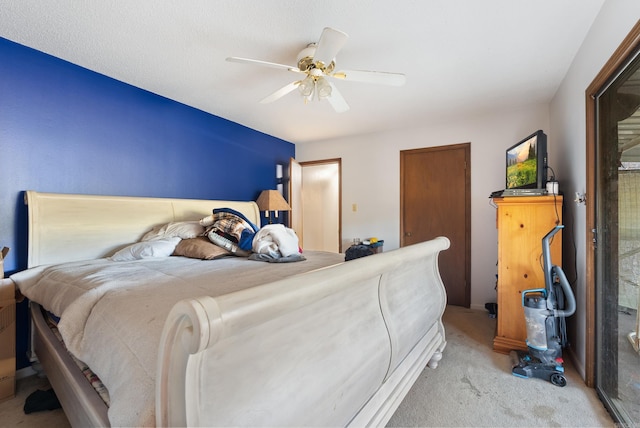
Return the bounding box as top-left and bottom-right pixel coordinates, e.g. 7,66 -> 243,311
12,252 -> 344,427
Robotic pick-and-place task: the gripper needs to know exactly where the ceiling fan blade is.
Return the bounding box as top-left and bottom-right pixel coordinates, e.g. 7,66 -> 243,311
226,57 -> 301,73
332,69 -> 406,86
260,81 -> 300,104
313,27 -> 349,67
326,82 -> 350,113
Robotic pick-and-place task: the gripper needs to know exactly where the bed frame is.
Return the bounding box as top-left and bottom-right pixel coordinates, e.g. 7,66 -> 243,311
18,190 -> 450,427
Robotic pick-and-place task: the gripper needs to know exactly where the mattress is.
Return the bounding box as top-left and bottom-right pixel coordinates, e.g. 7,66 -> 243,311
13,251 -> 344,427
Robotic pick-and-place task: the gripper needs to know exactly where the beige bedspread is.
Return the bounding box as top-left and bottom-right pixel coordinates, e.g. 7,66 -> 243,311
12,251 -> 344,427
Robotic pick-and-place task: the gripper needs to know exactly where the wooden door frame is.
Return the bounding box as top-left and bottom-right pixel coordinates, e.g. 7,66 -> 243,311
585,20 -> 640,387
399,143 -> 471,307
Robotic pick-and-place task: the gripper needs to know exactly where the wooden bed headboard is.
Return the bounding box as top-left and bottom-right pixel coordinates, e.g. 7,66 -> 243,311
25,191 -> 261,268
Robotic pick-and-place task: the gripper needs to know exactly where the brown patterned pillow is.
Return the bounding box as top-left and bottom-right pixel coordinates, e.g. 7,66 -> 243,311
172,237 -> 233,260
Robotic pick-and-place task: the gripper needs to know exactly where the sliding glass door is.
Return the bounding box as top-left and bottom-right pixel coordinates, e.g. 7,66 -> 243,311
595,47 -> 640,426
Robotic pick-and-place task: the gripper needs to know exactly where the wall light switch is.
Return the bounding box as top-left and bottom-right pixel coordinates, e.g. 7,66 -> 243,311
352,203 -> 357,212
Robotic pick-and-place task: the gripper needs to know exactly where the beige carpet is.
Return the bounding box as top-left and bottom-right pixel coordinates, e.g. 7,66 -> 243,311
0,306 -> 615,427
0,374 -> 69,428
387,306 -> 615,427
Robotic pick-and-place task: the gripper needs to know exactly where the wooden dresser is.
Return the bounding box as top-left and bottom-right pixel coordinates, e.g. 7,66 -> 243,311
492,195 -> 563,354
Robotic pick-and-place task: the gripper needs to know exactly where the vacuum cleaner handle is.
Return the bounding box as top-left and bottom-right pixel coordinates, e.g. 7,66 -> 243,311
542,225 -> 562,289
542,224 -> 564,298
552,265 -> 576,318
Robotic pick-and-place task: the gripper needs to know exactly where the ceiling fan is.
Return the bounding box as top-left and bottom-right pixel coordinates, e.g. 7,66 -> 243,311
226,27 -> 406,113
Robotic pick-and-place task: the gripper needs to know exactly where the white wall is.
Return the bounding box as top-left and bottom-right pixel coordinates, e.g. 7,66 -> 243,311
297,103 -> 549,311
549,2 -> 640,378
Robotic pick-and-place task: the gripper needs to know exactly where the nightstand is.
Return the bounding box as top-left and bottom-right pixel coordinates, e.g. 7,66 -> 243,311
0,277 -> 16,402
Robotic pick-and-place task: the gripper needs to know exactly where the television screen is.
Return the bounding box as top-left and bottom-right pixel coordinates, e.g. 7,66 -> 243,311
505,130 -> 547,190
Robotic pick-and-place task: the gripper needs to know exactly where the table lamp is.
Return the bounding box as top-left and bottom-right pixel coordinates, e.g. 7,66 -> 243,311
256,190 -> 291,224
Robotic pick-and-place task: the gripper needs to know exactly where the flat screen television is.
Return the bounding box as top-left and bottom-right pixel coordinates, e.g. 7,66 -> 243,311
505,130 -> 547,191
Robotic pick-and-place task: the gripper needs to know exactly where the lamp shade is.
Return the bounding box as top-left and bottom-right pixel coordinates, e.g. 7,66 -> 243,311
255,190 -> 291,212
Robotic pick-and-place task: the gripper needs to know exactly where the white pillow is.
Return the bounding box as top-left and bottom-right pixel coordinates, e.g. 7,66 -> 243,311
141,221 -> 204,241
109,237 -> 181,261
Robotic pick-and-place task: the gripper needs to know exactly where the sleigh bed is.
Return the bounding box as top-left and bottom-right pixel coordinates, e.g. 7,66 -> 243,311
6,191 -> 449,427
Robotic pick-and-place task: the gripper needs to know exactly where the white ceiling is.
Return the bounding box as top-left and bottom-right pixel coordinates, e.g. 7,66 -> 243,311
0,0 -> 605,144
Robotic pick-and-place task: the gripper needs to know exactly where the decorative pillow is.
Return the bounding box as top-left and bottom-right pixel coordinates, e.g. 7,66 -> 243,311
141,221 -> 204,241
109,237 -> 181,261
172,237 -> 234,260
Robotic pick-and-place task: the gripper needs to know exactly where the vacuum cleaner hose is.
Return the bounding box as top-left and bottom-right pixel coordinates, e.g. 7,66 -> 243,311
552,265 -> 576,318
542,225 -> 576,319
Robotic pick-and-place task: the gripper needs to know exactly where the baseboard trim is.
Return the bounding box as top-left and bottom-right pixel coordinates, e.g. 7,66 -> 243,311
564,346 -> 587,383
16,366 -> 37,379
470,303 -> 488,312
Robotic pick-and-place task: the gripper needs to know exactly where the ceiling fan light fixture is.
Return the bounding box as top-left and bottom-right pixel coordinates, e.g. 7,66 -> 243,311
228,27 -> 405,113
316,77 -> 332,99
298,75 -> 315,97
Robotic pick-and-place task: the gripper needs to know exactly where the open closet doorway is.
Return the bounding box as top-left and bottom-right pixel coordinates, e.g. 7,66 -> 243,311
289,158 -> 342,253
586,21 -> 640,426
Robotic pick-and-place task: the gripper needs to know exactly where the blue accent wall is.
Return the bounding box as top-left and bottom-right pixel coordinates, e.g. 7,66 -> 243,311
0,37 -> 295,369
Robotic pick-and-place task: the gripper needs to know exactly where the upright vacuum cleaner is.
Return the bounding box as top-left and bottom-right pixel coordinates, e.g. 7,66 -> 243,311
510,225 -> 576,387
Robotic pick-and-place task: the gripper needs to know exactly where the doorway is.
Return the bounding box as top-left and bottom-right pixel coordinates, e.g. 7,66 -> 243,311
400,143 -> 471,307
586,22 -> 640,426
288,158 -> 342,253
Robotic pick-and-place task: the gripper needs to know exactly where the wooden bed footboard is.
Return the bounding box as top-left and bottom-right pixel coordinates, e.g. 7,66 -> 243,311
157,237 -> 450,427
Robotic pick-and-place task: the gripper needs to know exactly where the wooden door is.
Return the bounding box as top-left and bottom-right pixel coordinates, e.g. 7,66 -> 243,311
400,143 -> 470,307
